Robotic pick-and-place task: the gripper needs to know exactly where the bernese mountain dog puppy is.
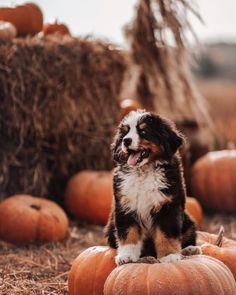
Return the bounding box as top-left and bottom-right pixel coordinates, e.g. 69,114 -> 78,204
105,110 -> 196,265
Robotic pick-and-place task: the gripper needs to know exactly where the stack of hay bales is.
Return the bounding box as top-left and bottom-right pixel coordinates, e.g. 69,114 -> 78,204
0,36 -> 127,200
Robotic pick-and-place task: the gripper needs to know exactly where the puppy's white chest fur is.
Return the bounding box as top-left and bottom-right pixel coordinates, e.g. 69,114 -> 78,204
119,164 -> 169,229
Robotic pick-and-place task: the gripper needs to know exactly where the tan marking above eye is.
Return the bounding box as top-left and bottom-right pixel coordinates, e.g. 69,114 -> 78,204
121,125 -> 129,133
139,123 -> 147,130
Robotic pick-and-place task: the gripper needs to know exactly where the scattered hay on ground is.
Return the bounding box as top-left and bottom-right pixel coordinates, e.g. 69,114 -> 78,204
0,222 -> 105,295
0,214 -> 235,294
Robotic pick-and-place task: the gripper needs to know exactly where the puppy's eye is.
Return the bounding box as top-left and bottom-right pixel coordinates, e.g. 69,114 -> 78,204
140,130 -> 146,136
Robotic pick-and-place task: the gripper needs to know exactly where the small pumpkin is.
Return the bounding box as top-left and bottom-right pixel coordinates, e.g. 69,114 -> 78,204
0,194 -> 69,244
120,99 -> 142,117
191,150 -> 236,213
0,2 -> 43,36
0,21 -> 17,39
68,246 -> 116,295
42,21 -> 71,36
197,230 -> 236,280
104,255 -> 236,295
65,170 -> 113,225
185,196 -> 203,227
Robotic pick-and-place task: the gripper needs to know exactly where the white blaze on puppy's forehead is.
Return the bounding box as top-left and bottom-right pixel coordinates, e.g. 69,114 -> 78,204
122,110 -> 149,149
122,110 -> 149,126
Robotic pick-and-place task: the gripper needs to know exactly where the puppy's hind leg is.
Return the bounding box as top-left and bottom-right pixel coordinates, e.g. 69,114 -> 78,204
154,227 -> 182,263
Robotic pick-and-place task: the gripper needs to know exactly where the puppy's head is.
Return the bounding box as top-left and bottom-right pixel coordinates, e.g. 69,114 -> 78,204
112,110 -> 184,166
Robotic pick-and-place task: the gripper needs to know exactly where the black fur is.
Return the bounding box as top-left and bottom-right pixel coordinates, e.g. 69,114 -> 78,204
105,111 -> 196,260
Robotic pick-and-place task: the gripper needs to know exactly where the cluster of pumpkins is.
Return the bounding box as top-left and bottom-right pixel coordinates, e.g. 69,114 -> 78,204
66,148 -> 236,295
0,99 -> 235,294
0,2 -> 70,40
0,145 -> 235,294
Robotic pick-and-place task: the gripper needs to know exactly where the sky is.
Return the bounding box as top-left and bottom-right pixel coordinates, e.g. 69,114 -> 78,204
2,0 -> 236,45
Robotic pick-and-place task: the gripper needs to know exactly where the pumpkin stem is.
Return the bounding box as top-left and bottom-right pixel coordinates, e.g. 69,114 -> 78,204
215,226 -> 224,247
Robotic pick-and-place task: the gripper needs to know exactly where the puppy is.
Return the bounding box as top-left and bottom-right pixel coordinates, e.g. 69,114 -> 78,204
105,110 -> 196,265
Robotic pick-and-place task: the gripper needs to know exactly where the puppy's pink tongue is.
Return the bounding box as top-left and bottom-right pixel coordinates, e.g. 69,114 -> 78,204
127,151 -> 141,166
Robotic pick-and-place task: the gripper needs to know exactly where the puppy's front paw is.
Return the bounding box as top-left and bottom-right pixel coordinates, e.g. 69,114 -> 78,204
115,243 -> 141,266
115,253 -> 139,265
181,245 -> 202,256
159,253 -> 183,263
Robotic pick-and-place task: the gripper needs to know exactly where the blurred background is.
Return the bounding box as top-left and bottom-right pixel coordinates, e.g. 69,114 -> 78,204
3,0 -> 235,146
0,1 -> 236,293
2,0 -> 236,44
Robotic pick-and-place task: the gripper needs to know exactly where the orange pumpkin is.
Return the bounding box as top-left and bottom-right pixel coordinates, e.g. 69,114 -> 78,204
0,194 -> 69,244
0,2 -> 43,36
68,246 -> 116,295
104,256 -> 236,295
120,99 -> 142,117
42,21 -> 71,36
65,171 -> 113,225
197,230 -> 236,280
185,197 -> 203,227
191,150 -> 236,213
0,21 -> 17,39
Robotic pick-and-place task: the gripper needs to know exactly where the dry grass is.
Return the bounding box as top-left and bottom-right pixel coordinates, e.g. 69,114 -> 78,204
0,223 -> 106,295
197,79 -> 236,148
0,215 -> 235,294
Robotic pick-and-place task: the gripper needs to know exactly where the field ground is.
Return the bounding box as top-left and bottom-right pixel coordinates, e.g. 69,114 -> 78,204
0,214 -> 236,295
197,79 -> 236,148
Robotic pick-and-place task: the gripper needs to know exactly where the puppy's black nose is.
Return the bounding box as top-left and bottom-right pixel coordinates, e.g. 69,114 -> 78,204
123,137 -> 132,147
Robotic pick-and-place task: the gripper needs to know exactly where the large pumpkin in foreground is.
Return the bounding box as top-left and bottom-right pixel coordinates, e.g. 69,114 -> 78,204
0,195 -> 68,244
68,246 -> 116,295
104,256 -> 236,295
65,170 -> 113,225
191,150 -> 236,213
197,231 -> 236,280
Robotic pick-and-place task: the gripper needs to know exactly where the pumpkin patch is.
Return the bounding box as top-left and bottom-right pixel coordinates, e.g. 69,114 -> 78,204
191,150 -> 236,213
0,0 -> 235,294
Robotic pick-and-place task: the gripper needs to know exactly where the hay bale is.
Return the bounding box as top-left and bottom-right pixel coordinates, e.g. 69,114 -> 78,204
0,36 -> 127,200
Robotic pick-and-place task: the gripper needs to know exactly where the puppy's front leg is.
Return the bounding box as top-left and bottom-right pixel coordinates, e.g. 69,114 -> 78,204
154,227 -> 182,263
116,220 -> 142,266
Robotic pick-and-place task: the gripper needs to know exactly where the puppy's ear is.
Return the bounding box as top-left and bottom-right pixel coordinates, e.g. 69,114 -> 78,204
163,125 -> 185,158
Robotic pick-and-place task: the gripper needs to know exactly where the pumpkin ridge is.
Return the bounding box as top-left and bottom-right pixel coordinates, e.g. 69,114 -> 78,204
203,258 -> 226,294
